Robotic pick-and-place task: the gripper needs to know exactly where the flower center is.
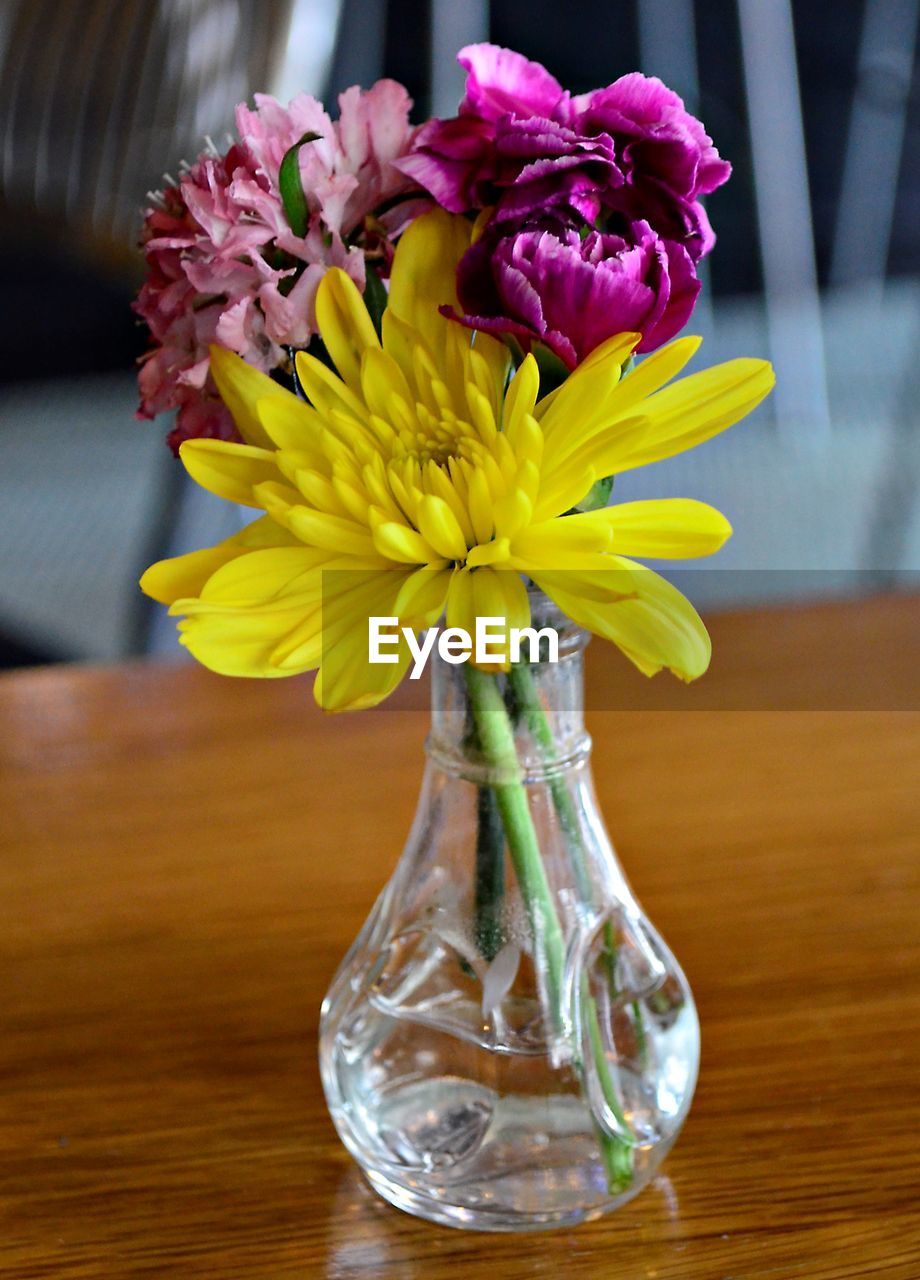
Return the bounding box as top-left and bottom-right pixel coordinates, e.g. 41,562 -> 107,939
409,422 -> 461,466
392,406 -> 478,469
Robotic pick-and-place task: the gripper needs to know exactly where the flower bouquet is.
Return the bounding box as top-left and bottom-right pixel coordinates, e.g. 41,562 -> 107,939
137,45 -> 773,1230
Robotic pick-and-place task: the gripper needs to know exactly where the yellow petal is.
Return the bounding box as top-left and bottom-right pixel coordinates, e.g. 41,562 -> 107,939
615,358 -> 775,473
179,439 -> 281,507
141,510 -> 294,601
256,393 -> 325,457
372,521 -> 437,564
294,349 -> 369,420
387,209 -> 470,360
446,567 -> 530,669
532,416 -> 650,521
174,601 -> 320,678
208,345 -> 289,449
493,487 -> 532,540
385,206 -> 511,408
466,467 -> 495,545
538,358 -> 621,447
606,336 -> 701,411
140,546 -> 241,606
379,309 -> 430,399
196,546 -> 328,604
567,416 -> 655,486
251,480 -> 304,527
542,337 -> 701,474
510,547 -> 622,573
533,558 -> 711,681
416,494 -> 468,560
315,639 -> 412,711
314,570 -> 415,711
531,451 -> 597,522
510,417 -> 544,475
332,474 -> 371,524
360,347 -> 414,421
272,565 -> 397,671
285,507 -> 379,557
314,268 -> 381,394
466,537 -> 511,567
142,513 -> 306,603
270,611 -> 324,670
536,332 -> 639,437
232,513 -> 303,549
422,460 -> 476,544
578,330 -> 643,374
509,514 -> 613,567
469,329 -> 510,410
290,466 -> 345,515
602,499 -> 732,558
502,354 -> 540,444
393,566 -> 451,624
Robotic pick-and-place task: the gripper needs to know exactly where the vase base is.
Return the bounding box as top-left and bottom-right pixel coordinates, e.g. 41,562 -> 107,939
325,1064 -> 680,1231
361,1161 -> 649,1233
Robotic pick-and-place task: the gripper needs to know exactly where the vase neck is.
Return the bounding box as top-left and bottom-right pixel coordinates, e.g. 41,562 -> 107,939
425,591 -> 591,783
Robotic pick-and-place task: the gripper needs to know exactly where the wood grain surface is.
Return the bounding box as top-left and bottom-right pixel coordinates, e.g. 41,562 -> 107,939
1,596 -> 918,1278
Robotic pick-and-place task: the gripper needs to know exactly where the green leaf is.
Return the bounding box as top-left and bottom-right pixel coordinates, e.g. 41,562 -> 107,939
574,474 -> 615,512
499,334 -> 527,367
362,264 -> 388,338
531,342 -> 570,398
278,131 -> 322,238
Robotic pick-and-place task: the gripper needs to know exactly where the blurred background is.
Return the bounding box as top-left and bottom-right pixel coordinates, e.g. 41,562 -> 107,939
0,0 -> 917,669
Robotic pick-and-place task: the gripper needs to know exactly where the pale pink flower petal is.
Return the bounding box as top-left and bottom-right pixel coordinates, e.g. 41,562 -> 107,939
176,354 -> 213,391
259,264 -> 325,347
136,81 -> 419,447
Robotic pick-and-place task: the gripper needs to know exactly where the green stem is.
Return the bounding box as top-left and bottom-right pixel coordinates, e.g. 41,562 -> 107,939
463,708 -> 507,966
584,979 -> 635,1190
507,662 -> 592,901
464,665 -> 634,1192
509,660 -> 649,1069
464,667 -> 566,1018
474,786 -> 505,962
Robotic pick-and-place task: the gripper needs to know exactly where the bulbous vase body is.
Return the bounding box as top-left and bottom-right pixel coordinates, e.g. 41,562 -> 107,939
320,602 -> 699,1231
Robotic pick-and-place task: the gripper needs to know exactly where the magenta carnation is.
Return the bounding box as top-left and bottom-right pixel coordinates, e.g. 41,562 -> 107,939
457,42 -> 569,120
574,74 -> 731,256
135,82 -> 418,450
398,44 -> 730,261
450,219 -> 700,367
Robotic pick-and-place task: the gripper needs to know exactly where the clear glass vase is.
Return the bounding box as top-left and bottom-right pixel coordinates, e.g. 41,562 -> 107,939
319,593 -> 700,1232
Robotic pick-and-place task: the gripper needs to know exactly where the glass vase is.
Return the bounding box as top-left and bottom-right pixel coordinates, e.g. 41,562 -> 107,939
319,593 -> 700,1231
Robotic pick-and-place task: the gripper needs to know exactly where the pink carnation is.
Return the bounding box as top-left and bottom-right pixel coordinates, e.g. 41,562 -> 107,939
135,82 -> 418,451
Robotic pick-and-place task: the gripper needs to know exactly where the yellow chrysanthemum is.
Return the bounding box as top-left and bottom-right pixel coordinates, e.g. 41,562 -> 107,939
141,209 -> 774,711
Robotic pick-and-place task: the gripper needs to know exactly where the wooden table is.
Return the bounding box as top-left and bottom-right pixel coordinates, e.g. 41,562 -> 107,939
1,596 -> 918,1278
